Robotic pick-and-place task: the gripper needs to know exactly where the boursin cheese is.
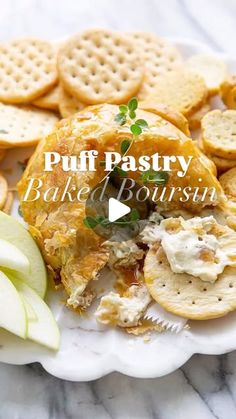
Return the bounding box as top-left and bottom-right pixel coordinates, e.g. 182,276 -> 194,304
142,216 -> 236,283
95,285 -> 151,327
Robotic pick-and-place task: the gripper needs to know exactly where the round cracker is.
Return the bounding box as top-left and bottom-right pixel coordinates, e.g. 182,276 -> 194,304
58,86 -> 85,118
223,85 -> 236,110
221,76 -> 236,97
186,54 -> 228,95
188,102 -> 211,130
0,38 -> 58,104
144,246 -> 236,320
33,85 -> 59,112
202,110 -> 236,159
196,136 -> 236,174
196,136 -> 205,152
0,174 -> 8,209
208,154 -> 236,174
139,101 -> 190,136
221,75 -> 236,108
0,103 -> 59,148
219,168 -> 236,199
198,149 -> 217,177
127,32 -> 183,100
145,70 -> 207,116
58,29 -> 144,104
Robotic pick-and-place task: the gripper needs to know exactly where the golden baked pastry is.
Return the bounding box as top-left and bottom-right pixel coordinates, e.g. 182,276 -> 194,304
18,104 -> 224,309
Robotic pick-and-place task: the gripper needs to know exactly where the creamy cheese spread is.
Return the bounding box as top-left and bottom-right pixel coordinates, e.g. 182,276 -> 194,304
105,240 -> 144,270
141,216 -> 236,283
95,285 -> 151,327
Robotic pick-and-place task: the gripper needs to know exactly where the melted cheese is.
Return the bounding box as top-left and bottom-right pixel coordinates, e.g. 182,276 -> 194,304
142,216 -> 236,283
95,285 -> 151,327
105,240 -> 144,270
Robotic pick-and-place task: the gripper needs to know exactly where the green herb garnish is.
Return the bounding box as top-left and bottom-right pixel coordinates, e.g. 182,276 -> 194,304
128,98 -> 138,111
130,208 -> 139,221
130,123 -> 142,136
136,119 -> 148,129
83,216 -> 98,229
120,139 -> 131,154
98,97 -> 149,183
119,104 -> 128,114
83,209 -> 140,230
113,166 -> 127,177
115,98 -> 146,128
114,113 -> 126,126
129,110 -> 136,119
141,170 -> 169,185
115,98 -> 148,135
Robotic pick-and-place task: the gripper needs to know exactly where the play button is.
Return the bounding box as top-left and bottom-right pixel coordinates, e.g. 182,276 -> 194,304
85,171 -> 153,241
108,198 -> 131,222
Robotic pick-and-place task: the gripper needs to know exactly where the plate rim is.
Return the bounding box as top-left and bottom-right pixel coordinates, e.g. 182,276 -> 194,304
1,35 -> 236,382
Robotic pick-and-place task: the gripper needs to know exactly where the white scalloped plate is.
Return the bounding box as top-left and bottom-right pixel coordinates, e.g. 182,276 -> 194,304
0,37 -> 236,382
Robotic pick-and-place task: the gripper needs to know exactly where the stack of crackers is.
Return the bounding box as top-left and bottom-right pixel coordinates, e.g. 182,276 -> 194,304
56,29 -> 183,116
0,28 -> 236,214
0,38 -> 60,214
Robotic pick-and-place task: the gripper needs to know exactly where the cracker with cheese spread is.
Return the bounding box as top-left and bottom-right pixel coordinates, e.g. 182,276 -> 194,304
143,216 -> 236,320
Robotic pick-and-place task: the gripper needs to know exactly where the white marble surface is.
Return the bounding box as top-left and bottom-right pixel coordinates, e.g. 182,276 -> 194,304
1,0 -> 236,417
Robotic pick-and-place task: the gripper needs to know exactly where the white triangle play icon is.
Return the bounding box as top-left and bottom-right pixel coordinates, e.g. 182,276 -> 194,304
108,198 -> 131,223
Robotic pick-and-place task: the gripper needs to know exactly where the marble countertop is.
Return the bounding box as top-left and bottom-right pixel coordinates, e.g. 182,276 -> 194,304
1,0 -> 236,418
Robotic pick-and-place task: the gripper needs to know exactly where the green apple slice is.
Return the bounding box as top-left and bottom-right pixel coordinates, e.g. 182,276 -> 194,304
0,211 -> 47,298
0,238 -> 30,274
0,271 -> 27,338
12,277 -> 60,351
22,298 -> 38,322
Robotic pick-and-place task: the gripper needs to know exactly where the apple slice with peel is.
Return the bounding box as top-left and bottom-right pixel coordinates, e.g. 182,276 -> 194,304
11,276 -> 60,351
0,211 -> 47,298
22,298 -> 38,322
0,238 -> 30,274
0,271 -> 27,338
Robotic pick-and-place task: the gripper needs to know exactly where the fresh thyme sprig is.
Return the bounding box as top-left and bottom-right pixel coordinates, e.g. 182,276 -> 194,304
99,98 -> 147,180
115,98 -> 149,153
115,98 -> 149,168
115,98 -> 138,125
115,100 -> 168,187
84,99 -> 169,230
83,208 -> 140,229
140,169 -> 169,185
